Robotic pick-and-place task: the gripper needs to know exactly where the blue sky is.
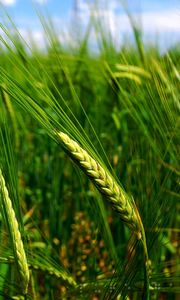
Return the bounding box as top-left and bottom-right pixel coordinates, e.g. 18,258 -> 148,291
0,0 -> 180,51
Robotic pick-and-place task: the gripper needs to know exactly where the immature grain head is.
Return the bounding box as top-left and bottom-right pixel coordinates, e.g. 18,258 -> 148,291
56,131 -> 144,240
30,263 -> 76,286
0,169 -> 29,295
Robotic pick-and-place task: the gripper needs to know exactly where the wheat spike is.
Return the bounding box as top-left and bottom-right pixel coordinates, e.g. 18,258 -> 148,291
56,131 -> 144,239
0,255 -> 76,287
30,263 -> 76,286
0,169 -> 29,294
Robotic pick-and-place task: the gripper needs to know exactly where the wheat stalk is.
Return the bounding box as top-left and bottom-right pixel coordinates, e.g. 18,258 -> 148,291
0,169 -> 29,295
56,131 -> 144,239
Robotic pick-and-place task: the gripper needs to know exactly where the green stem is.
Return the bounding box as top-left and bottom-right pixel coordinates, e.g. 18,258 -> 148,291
141,228 -> 150,300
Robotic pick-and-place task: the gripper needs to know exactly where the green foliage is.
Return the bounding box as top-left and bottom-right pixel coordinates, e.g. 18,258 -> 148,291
0,4 -> 179,299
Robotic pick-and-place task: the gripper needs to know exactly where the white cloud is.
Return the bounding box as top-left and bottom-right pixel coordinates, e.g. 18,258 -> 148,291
76,1 -> 180,33
142,10 -> 180,32
71,1 -> 180,50
0,0 -> 16,6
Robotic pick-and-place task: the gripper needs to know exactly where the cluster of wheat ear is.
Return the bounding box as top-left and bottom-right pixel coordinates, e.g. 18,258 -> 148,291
56,131 -> 145,241
0,169 -> 29,295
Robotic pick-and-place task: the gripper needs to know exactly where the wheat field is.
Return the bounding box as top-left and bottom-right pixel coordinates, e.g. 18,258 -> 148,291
0,3 -> 179,300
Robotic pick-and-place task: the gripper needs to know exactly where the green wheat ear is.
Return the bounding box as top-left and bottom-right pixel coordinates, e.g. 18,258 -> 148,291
0,255 -> 77,287
56,131 -> 150,298
0,169 -> 29,295
56,131 -> 144,239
